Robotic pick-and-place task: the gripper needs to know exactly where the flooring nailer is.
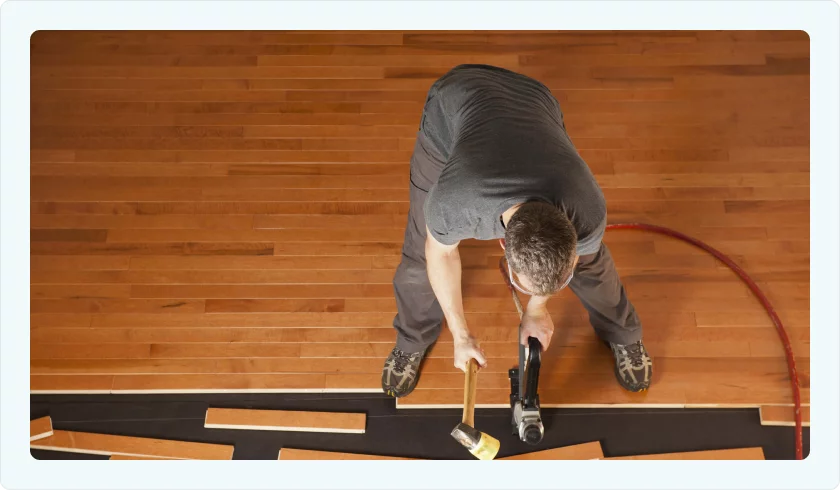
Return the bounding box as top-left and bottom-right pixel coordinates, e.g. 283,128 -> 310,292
499,256 -> 544,445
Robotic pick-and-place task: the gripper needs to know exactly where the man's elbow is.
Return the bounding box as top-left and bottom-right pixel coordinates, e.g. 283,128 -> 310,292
425,231 -> 458,257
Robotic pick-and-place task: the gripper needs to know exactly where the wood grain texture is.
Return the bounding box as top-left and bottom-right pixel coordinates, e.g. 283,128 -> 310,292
30,416 -> 54,441
30,430 -> 234,459
204,407 -> 365,433
606,447 -> 765,460
759,405 -> 811,427
30,374 -> 114,393
30,30 -> 809,409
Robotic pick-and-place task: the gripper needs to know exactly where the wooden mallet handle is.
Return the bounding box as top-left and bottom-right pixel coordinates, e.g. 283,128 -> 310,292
462,358 -> 480,427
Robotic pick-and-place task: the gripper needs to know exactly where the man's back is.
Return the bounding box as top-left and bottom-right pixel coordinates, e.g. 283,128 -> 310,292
421,64 -> 607,256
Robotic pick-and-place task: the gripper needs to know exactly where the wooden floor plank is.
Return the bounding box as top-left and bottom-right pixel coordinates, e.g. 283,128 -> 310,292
30,374 -> 114,394
110,374 -> 329,393
759,405 -> 811,427
30,416 -> 54,441
31,343 -> 152,360
606,447 -> 765,460
30,430 -> 233,459
28,30 -> 809,409
500,441 -> 604,460
204,407 -> 365,433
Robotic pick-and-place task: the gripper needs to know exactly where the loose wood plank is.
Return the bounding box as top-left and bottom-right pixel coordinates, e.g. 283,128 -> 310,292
204,407 -> 365,433
30,430 -> 233,459
30,416 -> 54,441
501,441 -> 604,460
606,447 -> 765,460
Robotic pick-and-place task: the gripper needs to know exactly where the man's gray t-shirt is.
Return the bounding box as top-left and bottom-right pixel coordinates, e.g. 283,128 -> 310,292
421,64 -> 607,256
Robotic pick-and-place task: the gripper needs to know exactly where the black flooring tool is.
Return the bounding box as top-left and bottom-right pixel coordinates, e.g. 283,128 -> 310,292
498,256 -> 545,445
509,336 -> 544,445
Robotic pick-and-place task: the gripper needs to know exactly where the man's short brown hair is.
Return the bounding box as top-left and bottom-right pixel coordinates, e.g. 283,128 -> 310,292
504,201 -> 577,296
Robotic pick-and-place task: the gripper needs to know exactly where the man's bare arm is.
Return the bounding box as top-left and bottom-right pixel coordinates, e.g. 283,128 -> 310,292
425,225 -> 487,369
425,225 -> 468,339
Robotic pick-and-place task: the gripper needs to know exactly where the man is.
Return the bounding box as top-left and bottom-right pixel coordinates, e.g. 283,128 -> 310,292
381,64 -> 652,398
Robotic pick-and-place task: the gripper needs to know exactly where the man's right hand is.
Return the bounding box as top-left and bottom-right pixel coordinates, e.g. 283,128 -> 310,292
453,334 -> 487,372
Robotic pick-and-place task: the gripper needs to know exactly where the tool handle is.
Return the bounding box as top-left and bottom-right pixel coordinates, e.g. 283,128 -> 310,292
524,337 -> 542,409
462,358 -> 479,426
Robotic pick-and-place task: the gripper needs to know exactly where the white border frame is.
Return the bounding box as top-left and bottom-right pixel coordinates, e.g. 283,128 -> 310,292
2,1 -> 838,489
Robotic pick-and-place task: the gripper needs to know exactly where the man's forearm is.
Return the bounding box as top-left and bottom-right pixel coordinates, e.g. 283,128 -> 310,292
426,246 -> 470,341
526,294 -> 550,312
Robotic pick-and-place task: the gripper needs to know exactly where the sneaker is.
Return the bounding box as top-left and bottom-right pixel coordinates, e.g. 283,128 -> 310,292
608,340 -> 652,392
381,346 -> 425,398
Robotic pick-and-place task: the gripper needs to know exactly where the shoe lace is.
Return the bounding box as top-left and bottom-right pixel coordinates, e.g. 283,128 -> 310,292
392,349 -> 413,373
624,342 -> 645,368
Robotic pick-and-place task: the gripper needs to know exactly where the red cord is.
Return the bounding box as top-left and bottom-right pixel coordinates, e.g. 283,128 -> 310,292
605,223 -> 803,459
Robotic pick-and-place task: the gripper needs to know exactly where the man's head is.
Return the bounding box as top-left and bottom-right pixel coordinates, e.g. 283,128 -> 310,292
504,201 -> 577,297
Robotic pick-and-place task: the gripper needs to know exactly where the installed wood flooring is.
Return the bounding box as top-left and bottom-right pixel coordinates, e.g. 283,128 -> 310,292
30,31 -> 809,410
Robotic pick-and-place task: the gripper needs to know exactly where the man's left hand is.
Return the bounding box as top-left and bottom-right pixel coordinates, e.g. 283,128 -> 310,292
520,303 -> 554,351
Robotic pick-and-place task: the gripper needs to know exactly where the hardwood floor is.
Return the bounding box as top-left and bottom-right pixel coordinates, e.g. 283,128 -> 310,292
30,31 -> 809,409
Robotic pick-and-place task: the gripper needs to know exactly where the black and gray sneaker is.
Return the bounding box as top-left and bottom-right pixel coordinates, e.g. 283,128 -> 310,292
608,340 -> 652,392
381,346 -> 425,398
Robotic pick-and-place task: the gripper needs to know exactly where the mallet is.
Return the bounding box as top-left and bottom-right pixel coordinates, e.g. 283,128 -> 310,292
450,358 -> 500,460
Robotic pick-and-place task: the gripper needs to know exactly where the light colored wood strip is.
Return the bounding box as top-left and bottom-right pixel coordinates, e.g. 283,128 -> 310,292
500,442 -> 604,460
30,416 -> 54,441
204,407 -> 365,434
30,430 -> 233,459
278,448 -> 413,460
759,405 -> 811,427
606,447 -> 765,460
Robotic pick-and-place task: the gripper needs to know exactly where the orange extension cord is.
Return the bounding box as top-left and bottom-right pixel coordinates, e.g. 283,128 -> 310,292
604,223 -> 804,460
